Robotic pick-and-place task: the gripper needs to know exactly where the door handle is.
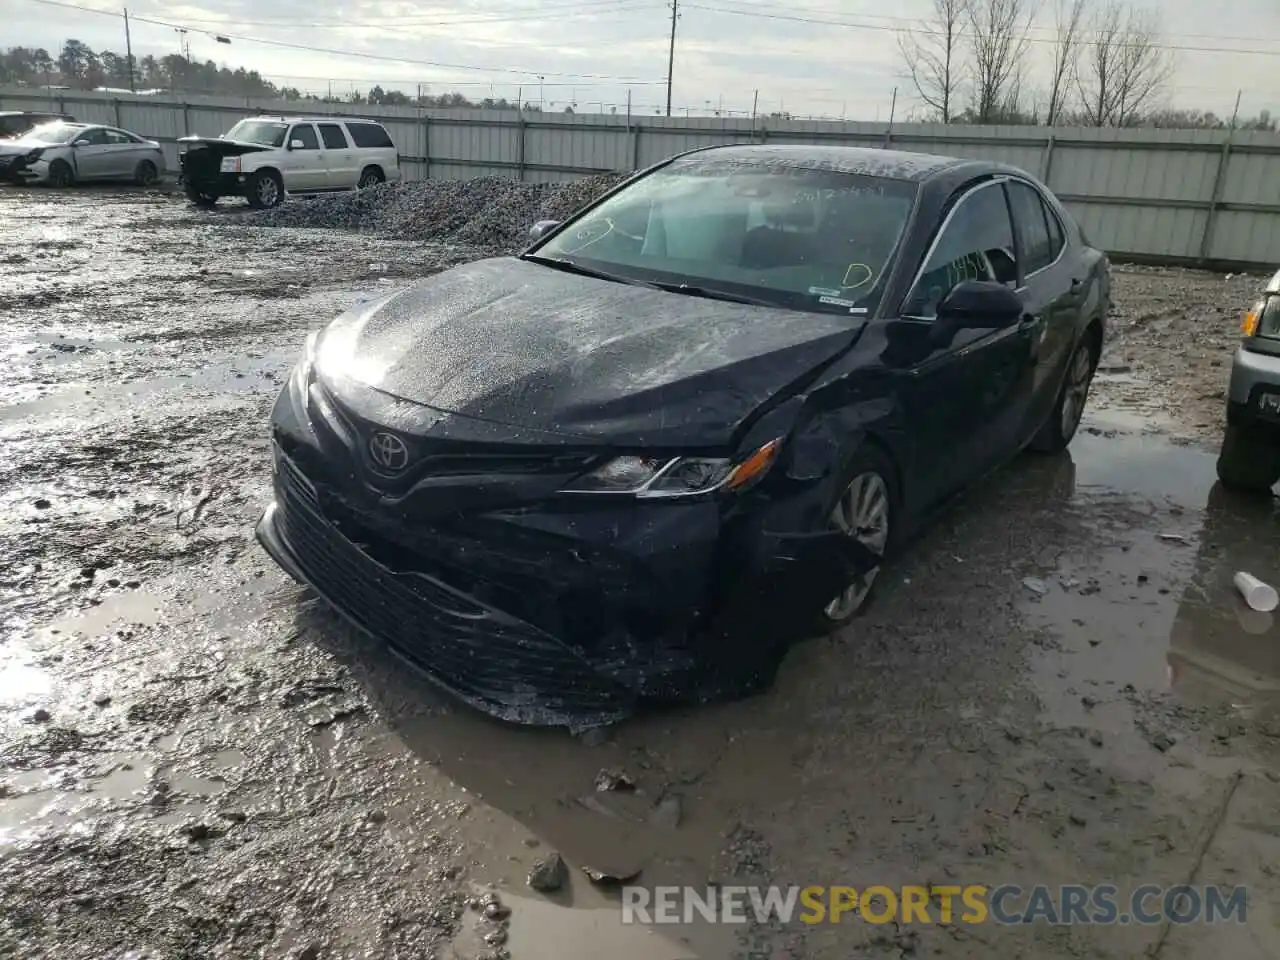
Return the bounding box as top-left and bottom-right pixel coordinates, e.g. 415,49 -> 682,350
1070,277 -> 1084,292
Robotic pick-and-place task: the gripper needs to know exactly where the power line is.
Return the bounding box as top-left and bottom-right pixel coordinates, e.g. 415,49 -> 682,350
149,0 -> 657,31
699,0 -> 1280,47
681,2 -> 1280,57
18,0 -> 671,81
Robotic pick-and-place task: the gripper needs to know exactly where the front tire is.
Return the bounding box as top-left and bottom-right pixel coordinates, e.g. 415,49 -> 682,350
46,160 -> 73,188
818,445 -> 897,630
1216,423 -> 1280,493
1031,336 -> 1097,453
134,160 -> 158,186
183,184 -> 218,208
246,170 -> 283,209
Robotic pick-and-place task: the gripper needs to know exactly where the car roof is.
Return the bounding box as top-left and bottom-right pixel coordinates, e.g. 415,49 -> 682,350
674,143 -> 973,182
1,111 -> 70,118
243,115 -> 384,124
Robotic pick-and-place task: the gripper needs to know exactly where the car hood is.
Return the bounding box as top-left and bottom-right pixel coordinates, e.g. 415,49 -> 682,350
314,256 -> 863,447
176,136 -> 272,156
0,137 -> 61,155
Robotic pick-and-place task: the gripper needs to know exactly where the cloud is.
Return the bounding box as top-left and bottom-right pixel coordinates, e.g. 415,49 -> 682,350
1,0 -> 1276,119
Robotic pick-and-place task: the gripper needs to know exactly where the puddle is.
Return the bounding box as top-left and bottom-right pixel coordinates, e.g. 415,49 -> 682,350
1022,419 -> 1280,759
43,590 -> 165,637
450,888 -> 702,960
0,348 -> 295,424
0,656 -> 52,707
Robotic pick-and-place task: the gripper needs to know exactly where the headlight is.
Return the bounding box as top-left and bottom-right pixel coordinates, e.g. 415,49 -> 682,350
289,331 -> 320,409
1243,301 -> 1264,337
562,438 -> 783,499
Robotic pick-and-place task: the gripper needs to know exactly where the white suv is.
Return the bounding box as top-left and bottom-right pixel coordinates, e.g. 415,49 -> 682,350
177,115 -> 401,208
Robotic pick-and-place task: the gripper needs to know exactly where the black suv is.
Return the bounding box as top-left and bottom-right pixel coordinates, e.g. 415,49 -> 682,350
0,111 -> 76,140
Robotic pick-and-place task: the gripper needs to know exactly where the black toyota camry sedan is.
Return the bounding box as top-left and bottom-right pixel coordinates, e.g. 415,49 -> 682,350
256,143 -> 1111,726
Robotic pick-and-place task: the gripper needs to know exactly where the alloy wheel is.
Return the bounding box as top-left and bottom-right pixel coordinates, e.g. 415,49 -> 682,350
824,471 -> 890,620
257,176 -> 280,206
1060,343 -> 1094,439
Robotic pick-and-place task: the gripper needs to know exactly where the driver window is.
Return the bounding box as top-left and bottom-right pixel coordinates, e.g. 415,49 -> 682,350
77,129 -> 107,146
903,182 -> 1017,319
104,129 -> 131,145
289,124 -> 319,150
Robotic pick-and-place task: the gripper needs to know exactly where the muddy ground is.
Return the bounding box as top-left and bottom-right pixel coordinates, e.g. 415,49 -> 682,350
2,186 -> 1279,960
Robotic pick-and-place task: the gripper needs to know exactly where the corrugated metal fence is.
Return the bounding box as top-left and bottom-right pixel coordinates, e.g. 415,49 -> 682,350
4,86 -> 1279,268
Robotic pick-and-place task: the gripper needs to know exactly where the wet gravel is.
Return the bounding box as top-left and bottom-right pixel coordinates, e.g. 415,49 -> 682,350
2,185 -> 1279,960
244,173 -> 628,254
1094,265 -> 1266,447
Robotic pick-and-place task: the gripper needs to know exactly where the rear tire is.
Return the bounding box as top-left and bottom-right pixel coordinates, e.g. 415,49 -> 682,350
246,170 -> 283,209
1030,335 -> 1098,453
47,160 -> 73,188
357,166 -> 385,189
1216,423 -> 1280,493
134,159 -> 158,186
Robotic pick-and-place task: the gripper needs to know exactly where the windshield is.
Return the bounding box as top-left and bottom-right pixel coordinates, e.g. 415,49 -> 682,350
226,120 -> 288,147
533,158 -> 919,315
23,122 -> 80,144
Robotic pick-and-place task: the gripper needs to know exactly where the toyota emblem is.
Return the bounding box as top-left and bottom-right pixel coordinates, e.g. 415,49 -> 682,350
368,431 -> 410,472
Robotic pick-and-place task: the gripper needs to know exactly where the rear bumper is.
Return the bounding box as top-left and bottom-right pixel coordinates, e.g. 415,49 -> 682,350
256,441 -> 877,727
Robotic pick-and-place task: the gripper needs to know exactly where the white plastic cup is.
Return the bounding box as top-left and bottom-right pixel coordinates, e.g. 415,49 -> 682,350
1233,571 -> 1279,613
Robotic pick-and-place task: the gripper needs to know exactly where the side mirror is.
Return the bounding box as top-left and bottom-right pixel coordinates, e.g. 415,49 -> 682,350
72,139 -> 89,147
528,219 -> 560,242
935,279 -> 1024,333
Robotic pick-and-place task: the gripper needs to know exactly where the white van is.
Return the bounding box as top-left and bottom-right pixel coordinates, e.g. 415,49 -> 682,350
177,115 -> 402,208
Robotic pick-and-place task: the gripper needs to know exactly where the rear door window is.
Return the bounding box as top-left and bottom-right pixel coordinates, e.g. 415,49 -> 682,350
1005,180 -> 1054,276
290,124 -> 320,149
318,123 -> 348,149
345,122 -> 394,149
903,182 -> 1017,319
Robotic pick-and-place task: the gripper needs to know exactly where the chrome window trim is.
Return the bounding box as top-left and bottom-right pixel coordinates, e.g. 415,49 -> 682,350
900,176 -> 1012,321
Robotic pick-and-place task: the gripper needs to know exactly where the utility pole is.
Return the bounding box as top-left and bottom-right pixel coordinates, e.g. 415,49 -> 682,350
1229,89 -> 1242,128
883,86 -> 897,148
665,0 -> 678,116
123,7 -> 136,92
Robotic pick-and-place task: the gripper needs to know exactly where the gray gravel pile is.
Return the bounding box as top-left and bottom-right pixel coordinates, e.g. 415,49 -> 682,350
249,173 -> 627,253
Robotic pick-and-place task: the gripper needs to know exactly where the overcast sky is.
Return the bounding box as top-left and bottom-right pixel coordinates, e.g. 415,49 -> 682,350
2,0 -> 1277,120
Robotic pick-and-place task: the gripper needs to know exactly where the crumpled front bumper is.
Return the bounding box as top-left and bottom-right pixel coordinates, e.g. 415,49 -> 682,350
255,445 -> 879,729
0,155 -> 43,183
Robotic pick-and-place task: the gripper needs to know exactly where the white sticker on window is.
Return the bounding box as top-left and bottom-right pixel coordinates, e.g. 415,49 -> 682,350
819,295 -> 856,308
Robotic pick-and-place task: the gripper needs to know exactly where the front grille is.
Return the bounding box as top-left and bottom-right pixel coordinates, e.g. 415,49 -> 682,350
273,451 -> 628,715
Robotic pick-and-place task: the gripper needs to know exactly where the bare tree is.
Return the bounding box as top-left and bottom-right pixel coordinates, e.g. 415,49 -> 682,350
965,0 -> 1038,124
1046,0 -> 1089,125
897,0 -> 967,123
1076,1 -> 1174,126
1111,5 -> 1174,124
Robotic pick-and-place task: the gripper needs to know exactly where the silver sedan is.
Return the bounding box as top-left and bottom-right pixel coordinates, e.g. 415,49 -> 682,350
0,121 -> 166,187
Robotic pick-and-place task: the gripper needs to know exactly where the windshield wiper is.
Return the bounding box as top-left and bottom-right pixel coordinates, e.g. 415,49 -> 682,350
645,280 -> 777,308
520,254 -> 633,285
